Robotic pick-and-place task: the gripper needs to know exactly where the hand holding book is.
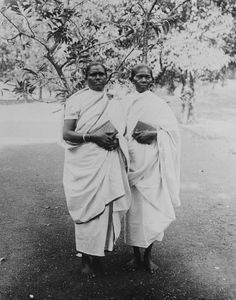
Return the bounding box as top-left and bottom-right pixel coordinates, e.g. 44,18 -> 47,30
132,121 -> 158,145
89,120 -> 119,151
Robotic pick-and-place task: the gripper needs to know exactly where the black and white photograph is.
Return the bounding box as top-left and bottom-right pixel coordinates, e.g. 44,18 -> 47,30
0,0 -> 235,299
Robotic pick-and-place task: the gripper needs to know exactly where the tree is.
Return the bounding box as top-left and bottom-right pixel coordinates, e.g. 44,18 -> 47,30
0,0 -> 189,100
1,0 -> 234,124
159,1 -> 234,122
112,0 -> 234,123
0,0 -> 135,100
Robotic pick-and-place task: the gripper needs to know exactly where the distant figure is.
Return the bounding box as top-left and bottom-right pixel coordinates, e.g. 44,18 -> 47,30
123,64 -> 181,272
62,62 -> 131,275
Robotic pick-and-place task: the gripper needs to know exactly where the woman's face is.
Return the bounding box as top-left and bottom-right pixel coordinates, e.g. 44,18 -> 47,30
87,65 -> 107,91
132,67 -> 153,93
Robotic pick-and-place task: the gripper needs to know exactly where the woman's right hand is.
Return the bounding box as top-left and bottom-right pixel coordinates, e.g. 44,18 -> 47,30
132,130 -> 157,144
90,132 -> 118,151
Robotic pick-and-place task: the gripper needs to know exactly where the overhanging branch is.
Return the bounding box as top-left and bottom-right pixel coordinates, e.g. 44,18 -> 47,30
147,0 -> 159,18
1,11 -> 50,52
106,45 -> 137,83
78,29 -> 134,56
61,29 -> 134,69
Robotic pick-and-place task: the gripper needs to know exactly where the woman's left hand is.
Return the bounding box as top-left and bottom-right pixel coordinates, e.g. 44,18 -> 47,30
107,138 -> 119,151
132,130 -> 157,145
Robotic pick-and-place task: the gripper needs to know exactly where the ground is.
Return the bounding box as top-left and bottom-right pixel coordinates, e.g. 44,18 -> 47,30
0,81 -> 235,300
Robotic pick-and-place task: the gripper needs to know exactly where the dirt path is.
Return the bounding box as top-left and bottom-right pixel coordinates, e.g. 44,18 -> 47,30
0,127 -> 235,300
0,81 -> 236,299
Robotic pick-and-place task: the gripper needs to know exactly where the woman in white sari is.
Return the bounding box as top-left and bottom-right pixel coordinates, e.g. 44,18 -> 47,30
124,64 -> 181,272
63,62 -> 130,275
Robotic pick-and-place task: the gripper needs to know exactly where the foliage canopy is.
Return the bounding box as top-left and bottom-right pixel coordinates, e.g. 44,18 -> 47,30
0,0 -> 235,100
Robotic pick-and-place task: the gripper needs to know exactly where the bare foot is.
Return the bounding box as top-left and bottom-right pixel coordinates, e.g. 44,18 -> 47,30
81,255 -> 95,277
144,257 -> 158,273
81,263 -> 95,277
126,257 -> 142,270
92,257 -> 105,275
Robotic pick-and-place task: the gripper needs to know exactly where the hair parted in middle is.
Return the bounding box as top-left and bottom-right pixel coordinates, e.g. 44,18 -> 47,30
84,61 -> 108,80
129,64 -> 154,82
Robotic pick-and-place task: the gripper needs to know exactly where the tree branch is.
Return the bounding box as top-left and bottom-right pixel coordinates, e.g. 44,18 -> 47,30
61,29 -> 134,69
1,11 -> 50,52
3,33 -> 22,41
137,2 -> 146,15
141,0 -> 159,63
69,19 -> 87,41
147,0 -> 159,18
0,10 -> 19,31
169,0 -> 190,16
106,45 -> 137,83
49,41 -> 61,55
72,0 -> 89,10
106,20 -> 134,34
60,59 -> 71,70
21,13 -> 35,37
45,53 -> 71,95
78,29 -> 134,57
150,0 -> 189,38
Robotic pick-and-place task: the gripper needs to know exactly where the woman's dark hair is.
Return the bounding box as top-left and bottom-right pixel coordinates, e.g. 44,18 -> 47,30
130,64 -> 154,82
85,62 -> 108,79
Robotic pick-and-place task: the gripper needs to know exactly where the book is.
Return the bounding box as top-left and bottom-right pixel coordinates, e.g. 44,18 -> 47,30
90,120 -> 118,135
133,120 -> 156,133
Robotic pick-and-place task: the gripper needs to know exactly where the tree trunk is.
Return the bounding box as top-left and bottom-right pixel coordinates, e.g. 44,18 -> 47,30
141,0 -> 159,64
181,98 -> 196,123
180,84 -> 196,123
39,86 -> 43,100
23,93 -> 30,103
142,22 -> 149,64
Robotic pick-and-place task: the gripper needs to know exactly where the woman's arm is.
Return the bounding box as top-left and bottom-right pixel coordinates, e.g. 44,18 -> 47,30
63,119 -> 119,150
63,119 -> 84,144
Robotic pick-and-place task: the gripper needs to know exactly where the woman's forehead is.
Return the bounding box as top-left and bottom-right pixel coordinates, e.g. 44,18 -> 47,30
135,67 -> 151,76
88,65 -> 106,74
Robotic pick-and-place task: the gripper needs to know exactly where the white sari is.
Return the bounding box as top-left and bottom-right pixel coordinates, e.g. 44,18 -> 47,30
123,90 -> 181,248
63,88 -> 131,256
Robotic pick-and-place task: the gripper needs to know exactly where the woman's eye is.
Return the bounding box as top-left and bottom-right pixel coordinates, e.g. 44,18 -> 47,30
89,73 -> 105,77
136,75 -> 151,80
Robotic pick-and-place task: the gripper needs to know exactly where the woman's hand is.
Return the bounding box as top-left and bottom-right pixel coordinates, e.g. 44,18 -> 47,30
132,130 -> 157,145
90,132 -> 119,151
63,119 -> 119,151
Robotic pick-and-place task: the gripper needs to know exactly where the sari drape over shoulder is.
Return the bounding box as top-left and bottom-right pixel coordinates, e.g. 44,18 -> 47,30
63,88 -> 131,256
123,90 -> 181,248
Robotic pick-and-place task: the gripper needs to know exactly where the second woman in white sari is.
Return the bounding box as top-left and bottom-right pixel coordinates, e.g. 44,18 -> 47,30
123,64 -> 181,273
